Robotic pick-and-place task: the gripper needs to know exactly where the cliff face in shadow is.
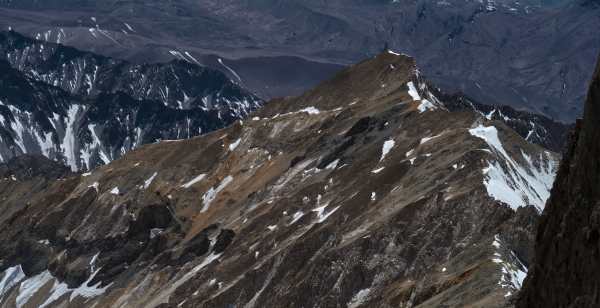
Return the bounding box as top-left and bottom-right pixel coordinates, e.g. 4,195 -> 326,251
517,53 -> 600,307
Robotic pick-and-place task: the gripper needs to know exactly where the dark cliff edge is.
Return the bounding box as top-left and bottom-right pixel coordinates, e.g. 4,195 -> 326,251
516,53 -> 600,307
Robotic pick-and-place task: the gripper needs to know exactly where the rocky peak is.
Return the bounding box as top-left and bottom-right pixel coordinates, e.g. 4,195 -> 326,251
0,50 -> 557,308
258,50 -> 444,118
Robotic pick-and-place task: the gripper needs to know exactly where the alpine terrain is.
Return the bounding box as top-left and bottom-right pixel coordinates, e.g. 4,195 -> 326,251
0,51 -> 560,307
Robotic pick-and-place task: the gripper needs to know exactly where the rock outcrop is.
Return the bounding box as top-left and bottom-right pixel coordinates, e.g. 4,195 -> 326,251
0,154 -> 72,181
516,54 -> 600,307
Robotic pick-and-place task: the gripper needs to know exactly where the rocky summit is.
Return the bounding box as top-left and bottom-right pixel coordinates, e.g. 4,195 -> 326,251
0,51 -> 560,307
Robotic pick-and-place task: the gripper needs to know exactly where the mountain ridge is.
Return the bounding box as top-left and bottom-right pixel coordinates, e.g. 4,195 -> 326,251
0,50 -> 558,307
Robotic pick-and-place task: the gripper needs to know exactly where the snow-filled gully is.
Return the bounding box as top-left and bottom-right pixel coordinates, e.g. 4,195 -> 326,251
469,124 -> 557,212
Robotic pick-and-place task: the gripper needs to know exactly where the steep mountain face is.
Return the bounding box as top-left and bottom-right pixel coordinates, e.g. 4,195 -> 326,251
0,31 -> 263,117
0,0 -> 595,121
516,53 -> 600,306
427,81 -> 575,153
0,51 -> 559,307
0,58 -> 244,171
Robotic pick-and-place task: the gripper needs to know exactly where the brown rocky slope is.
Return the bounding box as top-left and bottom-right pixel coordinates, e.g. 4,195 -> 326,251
0,50 -> 559,307
516,54 -> 600,306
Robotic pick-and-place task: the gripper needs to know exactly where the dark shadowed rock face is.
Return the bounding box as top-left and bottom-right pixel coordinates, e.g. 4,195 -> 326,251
516,55 -> 600,306
0,154 -> 72,181
427,80 -> 575,153
212,229 -> 235,254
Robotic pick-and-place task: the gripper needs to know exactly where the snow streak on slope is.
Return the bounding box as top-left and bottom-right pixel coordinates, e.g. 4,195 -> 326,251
218,58 -> 242,82
201,175 -> 234,213
0,264 -> 111,307
16,270 -> 53,308
0,265 -> 25,300
491,235 -> 528,294
61,104 -> 81,171
469,124 -> 557,211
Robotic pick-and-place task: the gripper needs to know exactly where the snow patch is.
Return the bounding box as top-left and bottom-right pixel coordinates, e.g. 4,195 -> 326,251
143,172 -> 157,189
469,124 -> 557,212
183,174 -> 206,188
0,265 -> 25,301
88,182 -> 99,191
218,59 -> 241,82
380,140 -> 395,162
348,288 -> 371,308
312,204 -> 340,223
298,107 -> 320,114
325,159 -> 339,170
89,253 -> 100,272
190,252 -> 221,274
150,228 -> 164,239
229,138 -> 241,151
110,187 -> 119,195
69,267 -> 112,302
407,81 -> 420,100
290,211 -> 304,225
16,270 -> 53,308
200,176 -> 233,213
418,99 -> 436,112
420,135 -> 440,145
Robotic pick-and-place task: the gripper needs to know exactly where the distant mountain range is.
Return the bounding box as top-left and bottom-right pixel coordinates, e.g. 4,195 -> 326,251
0,35 -> 263,171
0,0 -> 595,122
0,31 -> 262,117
